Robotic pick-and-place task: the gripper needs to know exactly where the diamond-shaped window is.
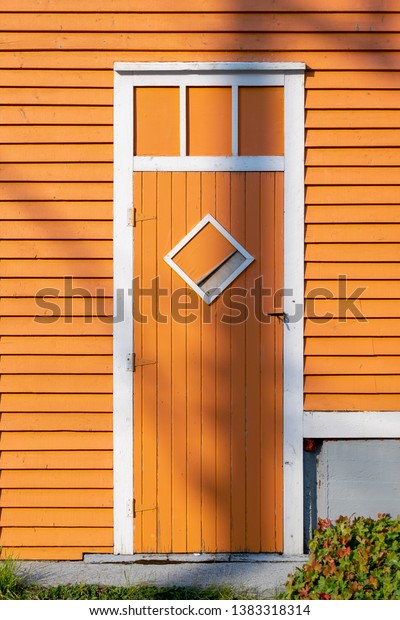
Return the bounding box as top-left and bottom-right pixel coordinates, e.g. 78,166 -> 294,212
164,214 -> 254,304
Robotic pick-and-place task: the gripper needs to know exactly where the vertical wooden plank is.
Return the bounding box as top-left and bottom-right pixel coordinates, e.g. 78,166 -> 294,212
260,172 -> 278,551
186,172 -> 202,551
200,171 -> 217,552
171,172 -> 187,552
156,172 -> 173,552
140,171 -> 158,551
274,171 -> 284,552
245,172 -> 261,552
230,172 -> 247,551
133,171 -> 143,552
215,172 -> 232,552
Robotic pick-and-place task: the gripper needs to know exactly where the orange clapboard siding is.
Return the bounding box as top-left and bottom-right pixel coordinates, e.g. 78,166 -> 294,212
0,259 -> 112,277
0,451 -> 112,470
0,298 -> 112,317
0,144 -> 113,162
0,547 -> 113,561
0,278 -> 111,296
305,299 -> 400,319
306,110 -> 400,129
305,356 -> 400,375
0,336 -> 112,355
0,241 -> 112,259
306,71 -> 400,90
305,262 -> 400,279
305,338 -> 400,356
0,528 -> 113,546
0,356 -> 112,374
0,203 -> 111,220
306,244 -> 400,262
0,106 -> 111,125
0,125 -> 111,143
0,182 -> 113,201
0,508 -> 113,527
0,163 -> 112,181
0,432 -> 112,451
0,88 -> 112,105
306,148 -> 400,166
0,488 -> 112,508
5,13 -> 400,33
306,206 -> 400,224
0,413 -> 112,431
306,130 -> 400,147
305,394 -> 400,411
0,470 -> 112,488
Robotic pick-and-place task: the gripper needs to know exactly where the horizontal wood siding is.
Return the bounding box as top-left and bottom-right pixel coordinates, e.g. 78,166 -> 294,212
1,1 -> 399,558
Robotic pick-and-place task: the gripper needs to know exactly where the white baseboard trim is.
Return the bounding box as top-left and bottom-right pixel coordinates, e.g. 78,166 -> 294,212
303,411 -> 400,438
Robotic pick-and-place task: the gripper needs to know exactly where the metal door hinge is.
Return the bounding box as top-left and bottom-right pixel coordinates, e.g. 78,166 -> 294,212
132,352 -> 157,372
132,208 -> 156,227
267,310 -> 289,323
133,498 -> 157,518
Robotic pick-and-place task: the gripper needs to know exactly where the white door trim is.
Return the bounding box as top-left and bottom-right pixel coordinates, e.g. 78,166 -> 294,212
113,62 -> 305,555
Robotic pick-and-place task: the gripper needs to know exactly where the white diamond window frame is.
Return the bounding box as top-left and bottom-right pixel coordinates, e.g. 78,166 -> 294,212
164,213 -> 254,305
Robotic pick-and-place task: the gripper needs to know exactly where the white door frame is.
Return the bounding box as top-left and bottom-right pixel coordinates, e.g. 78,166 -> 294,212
113,62 -> 305,555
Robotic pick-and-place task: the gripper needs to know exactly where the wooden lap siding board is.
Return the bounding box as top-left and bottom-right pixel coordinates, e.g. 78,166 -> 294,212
0,0 -> 399,558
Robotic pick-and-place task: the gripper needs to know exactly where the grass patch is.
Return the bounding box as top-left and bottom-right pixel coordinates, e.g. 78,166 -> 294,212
0,556 -> 255,600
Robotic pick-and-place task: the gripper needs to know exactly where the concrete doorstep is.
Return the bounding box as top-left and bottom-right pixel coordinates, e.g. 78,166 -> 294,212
16,555 -> 308,599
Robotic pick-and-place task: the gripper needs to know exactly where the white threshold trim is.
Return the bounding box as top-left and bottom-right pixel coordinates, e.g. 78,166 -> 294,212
304,411 -> 400,438
133,156 -> 284,172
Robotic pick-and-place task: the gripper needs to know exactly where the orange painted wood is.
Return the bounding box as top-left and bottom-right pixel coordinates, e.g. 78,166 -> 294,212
306,375 -> 400,394
0,508 -> 113,527
306,148 -> 400,166
305,356 -> 400,375
306,186 -> 400,205
0,298 -> 113,317
0,413 -> 112,431
306,244 -> 400,262
0,394 -> 112,412
0,106 -> 111,125
305,338 -> 400,356
306,299 -> 400,319
305,319 -> 400,337
188,88 -> 231,156
306,129 -> 400,147
5,13 -> 400,33
306,89 -> 400,109
0,88 -> 112,105
306,206 -> 400,224
0,488 -> 112,508
0,125 -> 111,143
0,432 -> 112,451
306,167 -> 400,185
0,547 -> 113,561
0,182 -> 112,201
3,33 -> 400,53
0,259 -> 112,278
6,51 -> 400,71
239,87 -> 284,156
134,88 -> 180,156
174,221 -> 235,284
306,110 -> 400,129
0,203 -> 111,220
0,470 -> 112,488
0,241 -> 112,259
4,0 -> 400,12
135,168 -> 283,552
0,278 -> 111,296
0,163 -> 112,182
156,172 -> 173,553
0,336 -> 112,355
305,394 -> 400,411
0,69 -> 113,87
0,221 -> 111,239
185,172 -> 202,553
306,223 -> 400,242
0,451 -> 112,470
0,527 -> 113,546
0,144 -> 113,162
0,375 -> 111,393
305,280 -> 400,299
306,71 -> 400,90
305,262 -> 400,280
0,356 -> 112,374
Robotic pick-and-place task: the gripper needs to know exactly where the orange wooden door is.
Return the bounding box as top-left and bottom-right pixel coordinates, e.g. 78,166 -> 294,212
133,170 -> 283,553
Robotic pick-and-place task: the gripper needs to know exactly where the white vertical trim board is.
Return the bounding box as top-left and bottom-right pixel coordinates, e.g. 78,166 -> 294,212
283,71 -> 305,555
113,62 -> 306,557
113,70 -> 134,554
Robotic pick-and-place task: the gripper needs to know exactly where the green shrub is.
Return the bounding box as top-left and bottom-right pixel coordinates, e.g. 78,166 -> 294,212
281,514 -> 400,600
